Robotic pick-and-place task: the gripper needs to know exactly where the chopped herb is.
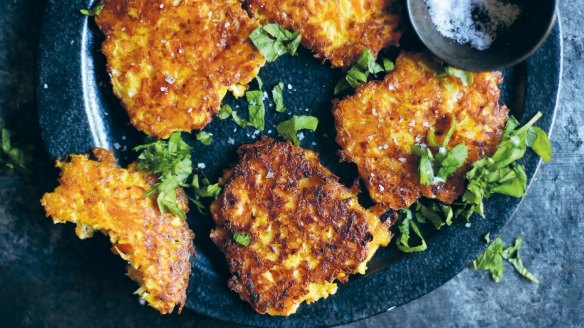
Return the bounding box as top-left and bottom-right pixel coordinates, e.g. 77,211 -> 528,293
484,232 -> 491,243
219,104 -> 248,127
272,82 -> 286,112
191,174 -> 222,199
246,90 -> 266,130
502,238 -> 540,283
527,126 -> 552,162
233,232 -> 251,246
134,132 -> 192,217
413,118 -> 467,186
414,199 -> 454,230
396,112 -> 552,254
1,127 -> 28,175
396,209 -> 428,253
471,237 -> 505,282
187,175 -> 222,214
471,236 -> 539,283
382,58 -> 395,72
80,3 -> 104,16
445,66 -> 474,87
219,104 -> 233,120
460,112 -> 551,219
249,24 -> 301,62
334,49 -> 394,94
196,131 -> 213,146
276,115 -> 319,145
256,76 -> 264,90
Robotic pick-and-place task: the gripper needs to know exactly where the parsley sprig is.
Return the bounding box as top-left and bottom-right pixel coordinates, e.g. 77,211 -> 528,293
335,49 -> 394,95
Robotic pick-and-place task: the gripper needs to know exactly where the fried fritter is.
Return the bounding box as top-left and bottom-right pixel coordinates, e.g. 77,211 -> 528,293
210,137 -> 391,316
40,148 -> 195,314
244,0 -> 403,68
333,52 -> 509,210
96,0 -> 265,138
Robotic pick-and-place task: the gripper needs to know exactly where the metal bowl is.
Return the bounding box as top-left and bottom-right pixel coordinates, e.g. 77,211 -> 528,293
407,0 -> 558,71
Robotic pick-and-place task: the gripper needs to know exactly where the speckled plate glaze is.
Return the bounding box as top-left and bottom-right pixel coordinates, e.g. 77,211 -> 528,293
36,1 -> 562,327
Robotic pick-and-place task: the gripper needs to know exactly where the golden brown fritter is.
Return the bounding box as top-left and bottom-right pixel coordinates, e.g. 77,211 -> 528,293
244,0 -> 403,68
96,0 -> 265,138
210,137 -> 391,316
333,52 -> 508,210
40,148 -> 195,314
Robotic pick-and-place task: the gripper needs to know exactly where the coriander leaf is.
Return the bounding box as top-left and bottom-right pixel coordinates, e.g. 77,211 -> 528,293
276,115 -> 319,145
256,76 -> 263,89
436,143 -> 467,180
484,232 -> 491,243
0,127 -> 28,175
80,3 -> 104,16
345,67 -> 369,88
219,104 -> 249,127
460,112 -> 551,219
414,200 -> 453,230
502,238 -> 539,284
471,237 -> 505,282
527,126 -> 552,162
196,131 -> 213,146
250,24 -> 301,62
188,175 -> 222,214
191,174 -> 222,199
272,82 -> 286,113
356,49 -> 384,75
413,145 -> 436,186
334,49 -> 390,94
396,209 -> 428,253
233,232 -> 251,246
219,104 -> 233,120
382,58 -> 395,72
445,66 -> 474,87
246,90 -> 266,130
134,132 -> 192,217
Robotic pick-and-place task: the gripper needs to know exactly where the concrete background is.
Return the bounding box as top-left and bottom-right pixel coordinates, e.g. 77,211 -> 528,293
0,0 -> 582,326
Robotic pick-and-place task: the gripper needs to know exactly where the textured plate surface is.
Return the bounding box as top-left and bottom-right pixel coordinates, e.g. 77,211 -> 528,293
36,1 -> 562,327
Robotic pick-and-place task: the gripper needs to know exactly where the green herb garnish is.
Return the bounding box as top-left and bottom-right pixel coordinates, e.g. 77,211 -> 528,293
219,104 -> 248,128
245,90 -> 266,130
396,209 -> 428,253
188,174 -> 222,214
276,115 -> 319,145
472,236 -> 539,283
459,112 -> 551,219
196,131 -> 213,146
334,49 -> 394,94
249,24 -> 301,62
412,118 -> 468,186
1,127 -> 28,175
445,66 -> 474,87
134,132 -> 192,217
80,3 -> 104,16
233,232 -> 251,246
272,82 -> 286,113
396,112 -> 552,256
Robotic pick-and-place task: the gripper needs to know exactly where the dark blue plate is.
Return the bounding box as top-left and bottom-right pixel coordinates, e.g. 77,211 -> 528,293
36,1 -> 562,326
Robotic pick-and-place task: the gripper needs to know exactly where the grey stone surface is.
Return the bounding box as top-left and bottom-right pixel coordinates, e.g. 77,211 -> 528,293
0,0 -> 582,327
